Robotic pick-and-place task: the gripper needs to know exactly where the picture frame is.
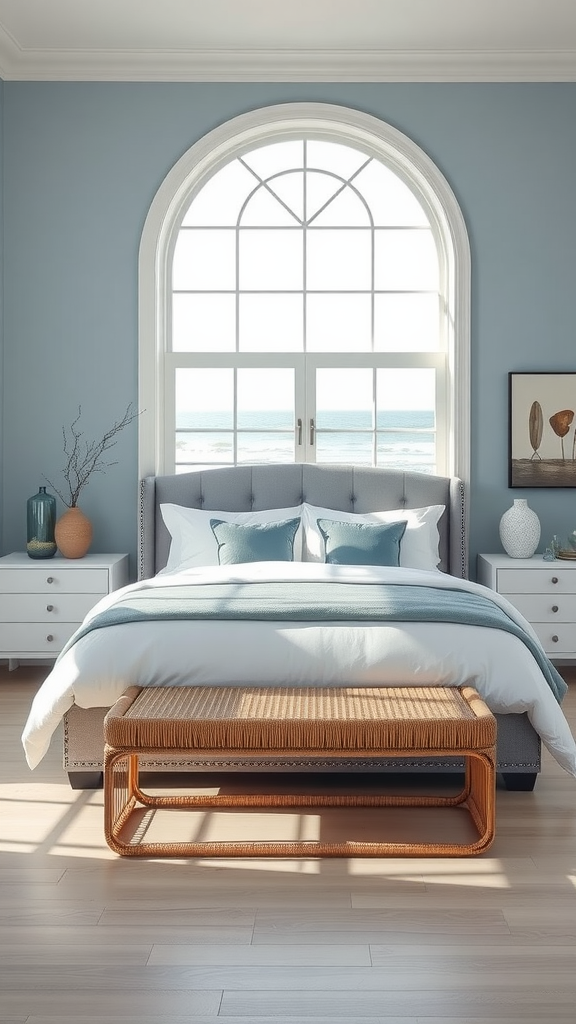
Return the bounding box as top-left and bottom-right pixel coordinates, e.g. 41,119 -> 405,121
509,371 -> 576,487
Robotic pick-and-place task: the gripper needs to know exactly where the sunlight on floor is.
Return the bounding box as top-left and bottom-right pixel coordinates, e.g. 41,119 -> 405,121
0,779 -> 519,883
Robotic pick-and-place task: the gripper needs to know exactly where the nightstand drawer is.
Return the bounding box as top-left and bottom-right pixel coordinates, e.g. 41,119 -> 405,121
0,552 -> 129,664
531,623 -> 576,656
497,568 -> 576,594
503,593 -> 576,622
0,593 -> 105,622
0,567 -> 109,594
0,622 -> 79,653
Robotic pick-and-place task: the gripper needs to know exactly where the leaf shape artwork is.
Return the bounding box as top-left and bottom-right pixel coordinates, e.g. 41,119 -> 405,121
529,400 -> 543,459
549,409 -> 574,437
549,409 -> 574,460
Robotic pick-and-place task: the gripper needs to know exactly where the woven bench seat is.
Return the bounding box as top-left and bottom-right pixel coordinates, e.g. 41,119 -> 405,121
103,684 -> 496,858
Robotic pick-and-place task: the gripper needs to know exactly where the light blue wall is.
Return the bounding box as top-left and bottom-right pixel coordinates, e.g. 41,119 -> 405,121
0,78 -> 3,547
2,83 -> 576,577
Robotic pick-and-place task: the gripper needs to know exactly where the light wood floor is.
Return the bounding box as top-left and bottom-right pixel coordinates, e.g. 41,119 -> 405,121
1,665 -> 576,1023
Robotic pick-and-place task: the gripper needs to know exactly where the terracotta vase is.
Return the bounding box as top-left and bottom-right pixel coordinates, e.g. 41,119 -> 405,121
55,506 -> 93,559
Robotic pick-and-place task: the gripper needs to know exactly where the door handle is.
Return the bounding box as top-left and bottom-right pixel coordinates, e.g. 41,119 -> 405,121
309,418 -> 315,445
296,418 -> 302,445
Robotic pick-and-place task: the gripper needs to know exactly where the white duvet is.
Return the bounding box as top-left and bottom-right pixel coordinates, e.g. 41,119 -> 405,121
21,562 -> 576,776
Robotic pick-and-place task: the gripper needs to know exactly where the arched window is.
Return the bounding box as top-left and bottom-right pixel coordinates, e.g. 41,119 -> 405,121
139,103 -> 470,482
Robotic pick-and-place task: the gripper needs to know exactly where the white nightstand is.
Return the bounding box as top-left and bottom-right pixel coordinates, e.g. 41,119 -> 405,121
477,553 -> 576,662
0,552 -> 130,669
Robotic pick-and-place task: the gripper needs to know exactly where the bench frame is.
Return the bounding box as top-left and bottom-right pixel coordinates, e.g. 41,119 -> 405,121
103,685 -> 496,858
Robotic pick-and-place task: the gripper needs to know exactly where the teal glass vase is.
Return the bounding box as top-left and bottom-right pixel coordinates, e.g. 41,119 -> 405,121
27,486 -> 57,559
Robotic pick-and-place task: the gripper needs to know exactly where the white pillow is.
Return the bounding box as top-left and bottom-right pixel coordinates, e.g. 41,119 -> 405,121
302,502 -> 445,571
159,503 -> 304,573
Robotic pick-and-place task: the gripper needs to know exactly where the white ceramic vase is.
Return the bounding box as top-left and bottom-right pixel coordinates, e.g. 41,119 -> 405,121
499,498 -> 541,558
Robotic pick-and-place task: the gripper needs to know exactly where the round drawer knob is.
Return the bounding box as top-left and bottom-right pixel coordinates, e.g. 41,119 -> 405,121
552,605 -> 559,613
551,577 -> 559,584
46,604 -> 54,612
46,577 -> 54,584
552,635 -> 559,643
46,634 -> 54,643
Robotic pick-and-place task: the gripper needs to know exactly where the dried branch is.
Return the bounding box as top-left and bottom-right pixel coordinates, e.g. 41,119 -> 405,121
45,403 -> 140,507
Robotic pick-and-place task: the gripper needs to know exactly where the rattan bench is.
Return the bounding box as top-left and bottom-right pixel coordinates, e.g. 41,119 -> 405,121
103,684 -> 496,858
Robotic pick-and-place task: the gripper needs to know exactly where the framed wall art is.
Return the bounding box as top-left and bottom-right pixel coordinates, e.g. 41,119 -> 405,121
509,371 -> 576,487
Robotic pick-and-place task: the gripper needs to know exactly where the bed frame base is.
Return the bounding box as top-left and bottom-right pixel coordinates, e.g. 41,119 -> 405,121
68,771 -> 104,790
66,768 -> 537,792
500,771 -> 537,791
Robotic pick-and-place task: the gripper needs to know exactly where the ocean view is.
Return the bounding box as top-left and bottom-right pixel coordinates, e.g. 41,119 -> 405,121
176,410 -> 435,473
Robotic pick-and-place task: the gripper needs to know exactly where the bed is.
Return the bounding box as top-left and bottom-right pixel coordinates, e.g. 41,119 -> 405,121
21,464 -> 576,790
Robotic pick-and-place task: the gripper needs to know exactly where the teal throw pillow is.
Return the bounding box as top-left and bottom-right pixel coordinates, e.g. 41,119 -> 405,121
317,517 -> 407,566
210,517 -> 301,565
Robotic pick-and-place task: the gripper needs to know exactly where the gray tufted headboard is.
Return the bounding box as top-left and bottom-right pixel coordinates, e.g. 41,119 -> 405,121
139,464 -> 467,581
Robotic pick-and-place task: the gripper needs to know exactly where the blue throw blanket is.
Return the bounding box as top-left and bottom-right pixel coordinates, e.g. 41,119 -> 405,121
59,580 -> 567,703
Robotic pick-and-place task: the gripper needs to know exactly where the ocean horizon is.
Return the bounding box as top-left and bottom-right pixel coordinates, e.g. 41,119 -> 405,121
176,409 -> 435,472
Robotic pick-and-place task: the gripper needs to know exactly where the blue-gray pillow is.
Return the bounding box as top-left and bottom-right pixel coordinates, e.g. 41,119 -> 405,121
317,517 -> 407,566
210,517 -> 301,565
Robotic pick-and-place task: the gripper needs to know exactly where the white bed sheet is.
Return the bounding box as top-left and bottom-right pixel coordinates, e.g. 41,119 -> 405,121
21,562 -> 576,776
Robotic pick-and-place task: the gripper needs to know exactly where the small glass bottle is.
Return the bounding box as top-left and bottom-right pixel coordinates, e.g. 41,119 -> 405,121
27,486 -> 57,559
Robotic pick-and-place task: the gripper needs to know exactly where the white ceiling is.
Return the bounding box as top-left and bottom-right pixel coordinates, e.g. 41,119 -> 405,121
0,0 -> 575,82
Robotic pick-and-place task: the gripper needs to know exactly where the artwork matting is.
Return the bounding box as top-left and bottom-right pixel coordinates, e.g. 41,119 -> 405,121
509,372 -> 576,488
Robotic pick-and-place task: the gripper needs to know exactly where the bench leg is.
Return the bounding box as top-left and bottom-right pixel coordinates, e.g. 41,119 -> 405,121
104,747 -> 496,859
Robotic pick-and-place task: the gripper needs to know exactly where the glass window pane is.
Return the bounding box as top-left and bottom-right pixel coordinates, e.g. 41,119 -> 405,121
239,229 -> 303,290
237,368 -> 294,427
172,294 -> 236,352
305,171 -> 347,224
375,229 -> 438,291
316,433 -> 374,465
237,367 -> 295,464
237,433 -> 294,464
307,141 -> 369,179
239,294 -> 303,351
376,369 -> 436,473
182,161 -> 256,226
176,432 -> 233,467
176,368 -> 233,428
266,171 -> 304,222
376,430 -> 435,472
376,368 -> 435,416
353,161 -> 429,227
173,229 -> 236,290
241,141 -> 304,179
316,368 -> 373,426
307,294 -> 371,352
241,185 -> 300,227
307,229 -> 371,290
310,185 -> 371,227
374,294 -> 440,352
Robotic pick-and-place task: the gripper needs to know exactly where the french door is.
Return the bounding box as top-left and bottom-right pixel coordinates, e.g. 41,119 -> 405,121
167,352 -> 444,474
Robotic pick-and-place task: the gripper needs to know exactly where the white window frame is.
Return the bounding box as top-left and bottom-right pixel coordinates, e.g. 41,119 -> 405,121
139,102 -> 470,483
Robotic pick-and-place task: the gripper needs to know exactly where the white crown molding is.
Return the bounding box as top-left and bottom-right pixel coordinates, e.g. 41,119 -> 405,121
0,44 -> 575,82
